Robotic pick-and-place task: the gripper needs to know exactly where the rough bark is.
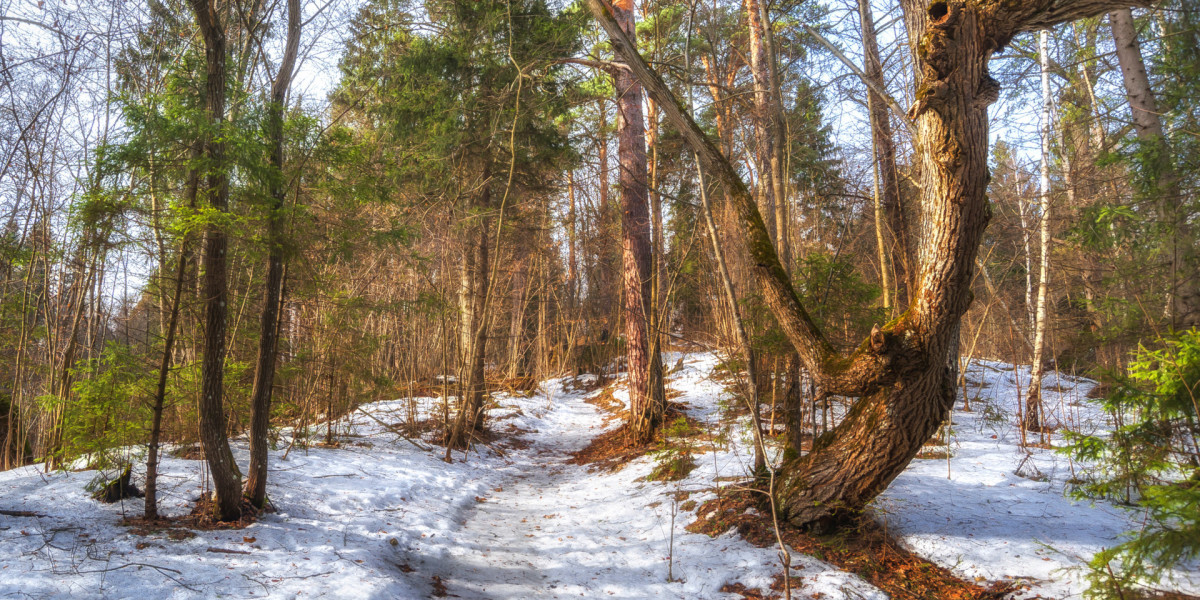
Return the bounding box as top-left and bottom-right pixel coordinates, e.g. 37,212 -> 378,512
586,0 -> 1151,527
610,0 -> 664,443
246,0 -> 301,509
1110,7 -> 1200,329
190,0 -> 242,522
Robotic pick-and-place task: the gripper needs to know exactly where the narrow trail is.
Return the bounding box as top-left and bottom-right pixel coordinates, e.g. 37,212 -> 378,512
425,385 -> 660,599
416,360 -> 885,600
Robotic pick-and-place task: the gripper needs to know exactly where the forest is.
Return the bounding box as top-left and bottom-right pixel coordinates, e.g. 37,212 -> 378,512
1,0 -> 1198,598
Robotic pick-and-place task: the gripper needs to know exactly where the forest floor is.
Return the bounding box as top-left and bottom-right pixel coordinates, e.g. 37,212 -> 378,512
1,352 -> 1198,599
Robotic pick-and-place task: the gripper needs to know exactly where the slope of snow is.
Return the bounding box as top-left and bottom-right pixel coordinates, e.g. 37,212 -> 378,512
0,356 -> 882,600
877,359 -> 1200,599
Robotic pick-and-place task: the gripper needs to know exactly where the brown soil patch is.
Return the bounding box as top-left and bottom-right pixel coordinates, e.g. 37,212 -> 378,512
178,496 -> 267,530
431,574 -> 449,597
583,385 -> 626,424
568,401 -> 701,472
123,496 -> 269,538
687,487 -> 1021,600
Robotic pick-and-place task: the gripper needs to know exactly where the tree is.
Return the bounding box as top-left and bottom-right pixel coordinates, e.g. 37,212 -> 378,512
1109,7 -> 1200,330
607,0 -> 666,443
189,0 -> 242,522
333,0 -> 579,452
245,0 -> 301,510
857,0 -> 910,309
1025,28 -> 1053,433
586,0 -> 1155,527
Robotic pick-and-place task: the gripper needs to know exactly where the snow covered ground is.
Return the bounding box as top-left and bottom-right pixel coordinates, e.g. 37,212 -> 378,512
0,355 -> 881,600
878,359 -> 1200,599
1,352 -> 1197,599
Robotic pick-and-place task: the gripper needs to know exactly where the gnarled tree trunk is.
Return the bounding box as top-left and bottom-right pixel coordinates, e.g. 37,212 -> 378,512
587,0 -> 1151,527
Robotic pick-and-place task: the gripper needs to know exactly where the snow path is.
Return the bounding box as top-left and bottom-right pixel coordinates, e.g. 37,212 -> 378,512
423,363 -> 885,599
427,386 -> 623,598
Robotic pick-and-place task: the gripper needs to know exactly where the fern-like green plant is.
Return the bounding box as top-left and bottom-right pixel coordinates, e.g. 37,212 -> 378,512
1061,330 -> 1200,598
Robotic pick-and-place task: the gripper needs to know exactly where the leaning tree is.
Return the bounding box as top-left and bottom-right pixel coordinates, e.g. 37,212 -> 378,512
587,0 -> 1156,527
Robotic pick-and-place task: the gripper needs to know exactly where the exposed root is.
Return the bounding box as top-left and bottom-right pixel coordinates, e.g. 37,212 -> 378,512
687,487 -> 1021,600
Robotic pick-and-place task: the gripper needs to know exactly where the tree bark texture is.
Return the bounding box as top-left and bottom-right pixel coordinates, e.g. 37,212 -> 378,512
611,0 -> 664,443
745,0 -> 778,248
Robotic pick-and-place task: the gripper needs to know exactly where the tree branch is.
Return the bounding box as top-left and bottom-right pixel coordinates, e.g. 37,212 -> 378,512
989,0 -> 1154,41
801,23 -> 917,137
552,57 -> 630,74
585,0 -> 905,397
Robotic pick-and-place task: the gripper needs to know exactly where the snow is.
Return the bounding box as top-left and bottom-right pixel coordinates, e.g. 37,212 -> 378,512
0,354 -> 880,599
877,359 -> 1200,599
2,352 -> 1197,599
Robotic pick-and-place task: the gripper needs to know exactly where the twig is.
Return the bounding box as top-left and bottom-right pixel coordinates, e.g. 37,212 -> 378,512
355,407 -> 431,451
0,509 -> 45,517
801,23 -> 916,137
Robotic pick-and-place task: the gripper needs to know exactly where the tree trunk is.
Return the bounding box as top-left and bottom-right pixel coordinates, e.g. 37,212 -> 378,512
1109,7 -> 1200,329
745,0 -> 777,247
448,197 -> 491,452
611,0 -> 664,443
190,0 -> 242,522
146,138 -> 204,520
1025,29 -> 1052,433
858,0 -> 910,307
586,0 -> 1147,527
246,0 -> 301,510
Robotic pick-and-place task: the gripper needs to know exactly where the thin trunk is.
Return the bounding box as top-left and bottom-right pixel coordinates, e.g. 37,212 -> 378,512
1019,194 -> 1035,334
858,0 -> 910,307
245,0 -> 300,510
190,0 -> 242,522
146,134 -> 205,519
871,130 -> 891,311
745,0 -> 777,246
146,241 -> 190,519
1025,30 -> 1052,432
448,188 -> 492,452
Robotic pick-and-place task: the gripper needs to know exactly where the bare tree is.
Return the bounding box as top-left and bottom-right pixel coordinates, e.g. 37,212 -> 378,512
1025,29 -> 1053,433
